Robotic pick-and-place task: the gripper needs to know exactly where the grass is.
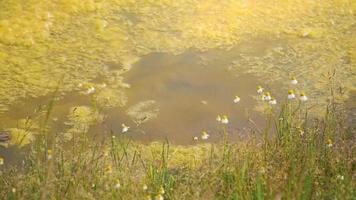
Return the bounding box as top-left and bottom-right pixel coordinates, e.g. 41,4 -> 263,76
0,94 -> 355,200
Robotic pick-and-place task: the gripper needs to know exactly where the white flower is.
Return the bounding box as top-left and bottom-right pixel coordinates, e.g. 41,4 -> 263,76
269,98 -> 277,105
290,76 -> 298,85
216,115 -> 222,122
299,92 -> 308,101
288,90 -> 295,99
143,184 -> 148,191
327,139 -> 333,147
87,86 -> 96,94
155,194 -> 164,200
233,96 -> 240,103
201,131 -> 209,140
193,136 -> 198,141
257,85 -> 264,94
221,115 -> 229,124
159,186 -> 165,194
336,175 -> 344,180
121,123 -> 130,133
47,149 -> 53,160
114,179 -> 121,189
263,92 -> 272,101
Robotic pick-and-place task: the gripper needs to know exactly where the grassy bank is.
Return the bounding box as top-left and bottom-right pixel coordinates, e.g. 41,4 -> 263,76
0,96 -> 354,200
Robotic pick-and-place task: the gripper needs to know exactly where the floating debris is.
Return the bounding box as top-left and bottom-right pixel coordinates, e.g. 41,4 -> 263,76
126,100 -> 159,126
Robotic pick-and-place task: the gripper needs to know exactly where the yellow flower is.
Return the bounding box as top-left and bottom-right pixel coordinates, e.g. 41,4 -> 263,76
0,156 -> 4,165
11,188 -> 16,193
146,195 -> 152,200
327,138 -> 333,147
47,149 -> 53,160
257,85 -> 264,94
143,184 -> 148,191
106,165 -> 113,174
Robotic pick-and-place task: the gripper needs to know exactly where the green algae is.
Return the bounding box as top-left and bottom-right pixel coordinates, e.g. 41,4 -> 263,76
63,106 -> 103,141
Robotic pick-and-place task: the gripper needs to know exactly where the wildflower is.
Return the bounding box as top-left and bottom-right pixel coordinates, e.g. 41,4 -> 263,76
299,92 -> 308,101
114,179 -> 121,189
269,98 -> 277,105
263,92 -> 272,101
47,149 -> 53,160
221,115 -> 229,124
299,129 -> 305,136
201,100 -> 208,105
143,184 -> 148,191
233,95 -> 240,103
216,115 -> 222,122
104,147 -> 110,157
106,165 -> 113,174
193,136 -> 198,141
0,156 -> 4,165
336,175 -> 344,180
155,194 -> 164,200
121,123 -> 130,133
288,90 -> 295,99
327,139 -> 333,147
77,83 -> 83,88
112,135 -> 116,139
146,195 -> 152,200
11,188 -> 16,193
100,83 -> 107,88
87,86 -> 96,94
91,183 -> 96,188
201,131 -> 209,140
159,186 -> 165,194
290,76 -> 298,85
257,85 -> 264,94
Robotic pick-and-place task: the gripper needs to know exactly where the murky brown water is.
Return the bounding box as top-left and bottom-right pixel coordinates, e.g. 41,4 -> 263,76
0,46 -> 280,151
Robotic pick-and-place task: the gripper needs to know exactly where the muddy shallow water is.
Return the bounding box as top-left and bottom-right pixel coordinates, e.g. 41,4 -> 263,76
1,47 -> 276,146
